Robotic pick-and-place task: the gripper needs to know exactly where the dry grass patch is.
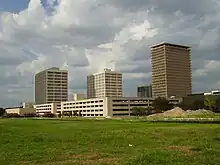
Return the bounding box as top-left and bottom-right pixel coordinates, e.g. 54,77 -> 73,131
167,146 -> 201,155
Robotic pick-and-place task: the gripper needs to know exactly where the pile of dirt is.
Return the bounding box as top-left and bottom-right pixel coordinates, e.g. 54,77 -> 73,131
186,109 -> 214,115
163,107 -> 186,117
147,107 -> 214,118
148,107 -> 186,118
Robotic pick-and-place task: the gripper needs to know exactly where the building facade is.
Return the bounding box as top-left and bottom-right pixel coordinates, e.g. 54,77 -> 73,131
72,93 -> 86,101
151,42 -> 192,98
137,84 -> 152,98
35,67 -> 68,104
60,97 -> 181,117
87,68 -> 123,99
34,103 -> 61,114
5,107 -> 36,116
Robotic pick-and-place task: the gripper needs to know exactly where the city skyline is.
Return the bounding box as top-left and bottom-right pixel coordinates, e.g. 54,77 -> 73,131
1,0 -> 220,106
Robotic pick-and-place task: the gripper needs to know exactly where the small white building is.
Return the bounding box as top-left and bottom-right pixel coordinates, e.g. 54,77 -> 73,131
33,97 -> 182,117
34,103 -> 61,114
72,93 -> 86,101
6,107 -> 36,116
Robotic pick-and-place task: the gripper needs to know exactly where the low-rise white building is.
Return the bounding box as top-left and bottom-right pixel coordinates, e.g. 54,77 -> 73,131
34,103 -> 61,114
33,97 -> 181,117
5,107 -> 36,116
61,97 -> 181,117
72,93 -> 86,101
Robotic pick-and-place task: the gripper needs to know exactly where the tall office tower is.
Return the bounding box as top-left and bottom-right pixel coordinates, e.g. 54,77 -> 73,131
87,68 -> 123,99
137,84 -> 152,98
35,67 -> 68,104
151,42 -> 192,98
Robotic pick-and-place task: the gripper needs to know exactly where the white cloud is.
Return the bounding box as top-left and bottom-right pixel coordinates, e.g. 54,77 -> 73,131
1,0 -> 220,106
194,60 -> 220,77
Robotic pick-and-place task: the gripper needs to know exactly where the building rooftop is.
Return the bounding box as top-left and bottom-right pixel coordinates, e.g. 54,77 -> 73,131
151,42 -> 191,49
88,68 -> 122,76
47,67 -> 60,70
35,67 -> 68,75
137,84 -> 152,87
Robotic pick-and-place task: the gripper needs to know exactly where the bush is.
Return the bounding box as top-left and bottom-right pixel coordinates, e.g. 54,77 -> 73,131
4,113 -> 21,118
0,108 -> 5,116
42,113 -> 55,118
152,97 -> 174,112
23,113 -> 36,117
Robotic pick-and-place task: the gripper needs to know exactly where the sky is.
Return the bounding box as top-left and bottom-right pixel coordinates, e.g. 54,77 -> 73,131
1,0 -> 220,107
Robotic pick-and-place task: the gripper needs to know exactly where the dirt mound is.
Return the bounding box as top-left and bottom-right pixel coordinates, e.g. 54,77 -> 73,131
147,107 -> 215,118
163,107 -> 186,117
148,107 -> 185,117
186,109 -> 214,115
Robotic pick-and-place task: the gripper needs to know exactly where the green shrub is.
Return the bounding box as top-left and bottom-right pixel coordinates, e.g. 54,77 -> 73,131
42,113 -> 55,118
23,113 -> 36,117
4,113 -> 21,118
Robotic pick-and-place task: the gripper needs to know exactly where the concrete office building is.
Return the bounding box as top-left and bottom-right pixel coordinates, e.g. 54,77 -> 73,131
72,93 -> 86,101
35,67 -> 68,104
151,42 -> 192,98
87,68 -> 123,99
34,97 -> 181,117
34,103 -> 61,114
61,97 -> 181,117
137,84 -> 152,98
22,102 -> 35,108
5,107 -> 36,116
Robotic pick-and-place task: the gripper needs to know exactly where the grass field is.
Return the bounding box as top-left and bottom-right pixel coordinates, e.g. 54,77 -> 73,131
0,119 -> 220,165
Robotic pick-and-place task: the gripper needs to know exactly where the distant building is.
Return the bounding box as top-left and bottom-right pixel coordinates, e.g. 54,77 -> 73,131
61,97 -> 181,117
137,85 -> 152,98
22,102 -> 35,108
151,42 -> 192,98
72,93 -> 86,101
183,90 -> 220,106
35,67 -> 68,104
204,90 -> 220,95
87,68 -> 123,99
34,103 -> 61,115
5,107 -> 36,116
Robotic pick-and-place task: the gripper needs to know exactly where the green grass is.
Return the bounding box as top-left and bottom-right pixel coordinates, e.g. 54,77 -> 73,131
0,119 -> 220,165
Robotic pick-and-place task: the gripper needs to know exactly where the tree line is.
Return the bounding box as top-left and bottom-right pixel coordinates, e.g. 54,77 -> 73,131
0,108 -> 5,116
179,96 -> 220,112
131,96 -> 220,116
131,97 -> 174,116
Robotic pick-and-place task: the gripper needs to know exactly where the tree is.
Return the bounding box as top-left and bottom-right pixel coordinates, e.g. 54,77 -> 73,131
194,100 -> 205,110
178,99 -> 205,110
131,107 -> 147,116
215,97 -> 220,112
73,111 -> 78,116
204,96 -> 216,111
0,108 -> 5,116
152,97 -> 173,113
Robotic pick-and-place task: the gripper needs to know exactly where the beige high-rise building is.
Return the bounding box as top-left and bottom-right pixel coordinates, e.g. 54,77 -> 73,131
87,68 -> 123,99
35,67 -> 68,104
151,42 -> 192,98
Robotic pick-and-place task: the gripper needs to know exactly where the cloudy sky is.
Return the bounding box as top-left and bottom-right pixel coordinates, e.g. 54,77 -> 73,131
0,0 -> 220,107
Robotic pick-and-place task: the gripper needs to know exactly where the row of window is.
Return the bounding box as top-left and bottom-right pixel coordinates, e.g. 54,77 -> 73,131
112,104 -> 149,106
63,109 -> 103,112
112,100 -> 153,102
36,109 -> 52,111
64,105 -> 103,109
113,113 -> 130,116
35,105 -> 52,108
63,100 -> 103,105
